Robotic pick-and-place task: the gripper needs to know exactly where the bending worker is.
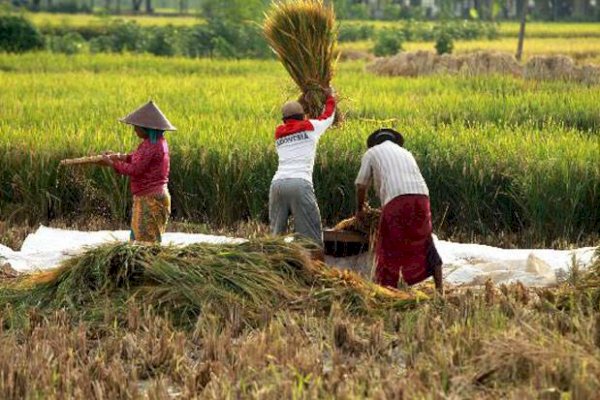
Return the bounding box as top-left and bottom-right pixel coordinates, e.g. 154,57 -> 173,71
269,88 -> 336,259
355,128 -> 443,293
99,101 -> 175,243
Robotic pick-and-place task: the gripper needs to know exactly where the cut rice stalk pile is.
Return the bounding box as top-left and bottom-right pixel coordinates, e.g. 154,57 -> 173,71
0,239 -> 426,328
368,51 -> 523,78
578,247 -> 600,289
334,207 -> 381,236
263,0 -> 340,121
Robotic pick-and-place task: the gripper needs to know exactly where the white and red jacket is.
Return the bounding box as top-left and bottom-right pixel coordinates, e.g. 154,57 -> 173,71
272,95 -> 336,184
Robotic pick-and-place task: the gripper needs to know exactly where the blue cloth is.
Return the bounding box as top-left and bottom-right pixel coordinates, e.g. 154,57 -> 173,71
145,128 -> 164,144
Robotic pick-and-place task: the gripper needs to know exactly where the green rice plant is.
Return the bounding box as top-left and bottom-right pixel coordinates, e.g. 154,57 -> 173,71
0,53 -> 599,246
263,0 -> 338,118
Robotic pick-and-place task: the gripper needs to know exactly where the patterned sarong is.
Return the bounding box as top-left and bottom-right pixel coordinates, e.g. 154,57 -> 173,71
130,190 -> 171,243
375,194 -> 442,287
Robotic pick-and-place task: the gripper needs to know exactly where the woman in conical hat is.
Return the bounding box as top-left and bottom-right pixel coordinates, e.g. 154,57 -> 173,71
99,101 -> 176,243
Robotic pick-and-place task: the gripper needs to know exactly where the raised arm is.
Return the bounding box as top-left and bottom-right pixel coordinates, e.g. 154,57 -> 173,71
309,89 -> 336,136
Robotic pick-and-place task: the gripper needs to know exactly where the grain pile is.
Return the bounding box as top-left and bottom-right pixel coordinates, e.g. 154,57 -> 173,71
368,51 -> 522,77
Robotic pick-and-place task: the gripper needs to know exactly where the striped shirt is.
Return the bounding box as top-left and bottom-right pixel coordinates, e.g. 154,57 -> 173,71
355,141 -> 429,206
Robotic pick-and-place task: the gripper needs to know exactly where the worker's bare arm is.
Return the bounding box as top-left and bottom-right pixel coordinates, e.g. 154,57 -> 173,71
355,184 -> 368,219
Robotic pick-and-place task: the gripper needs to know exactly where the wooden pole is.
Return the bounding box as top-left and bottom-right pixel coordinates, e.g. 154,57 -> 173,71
515,0 -> 527,62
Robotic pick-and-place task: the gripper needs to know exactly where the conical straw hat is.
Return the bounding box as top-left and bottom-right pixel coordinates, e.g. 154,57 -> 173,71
119,101 -> 177,131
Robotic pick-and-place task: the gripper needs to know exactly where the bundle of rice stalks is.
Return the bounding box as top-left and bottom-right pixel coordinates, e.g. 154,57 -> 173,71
333,207 -> 381,235
263,0 -> 339,120
0,239 -> 426,328
577,248 -> 600,289
524,55 -> 600,85
0,262 -> 18,281
524,55 -> 579,81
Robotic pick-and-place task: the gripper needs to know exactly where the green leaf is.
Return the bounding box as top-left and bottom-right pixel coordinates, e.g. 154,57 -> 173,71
469,7 -> 479,20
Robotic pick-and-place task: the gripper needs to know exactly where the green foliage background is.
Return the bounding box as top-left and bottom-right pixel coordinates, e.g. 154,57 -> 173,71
0,54 -> 598,245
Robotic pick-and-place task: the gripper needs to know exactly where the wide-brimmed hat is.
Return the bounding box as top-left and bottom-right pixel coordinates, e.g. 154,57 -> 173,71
367,128 -> 404,148
119,101 -> 177,131
281,101 -> 305,119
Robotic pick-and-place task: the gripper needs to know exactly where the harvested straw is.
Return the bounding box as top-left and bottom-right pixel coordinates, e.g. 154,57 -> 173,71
333,207 -> 381,236
0,263 -> 18,281
524,55 -> 600,85
524,55 -> 578,81
368,51 -> 523,78
578,248 -> 600,289
580,64 -> 600,85
263,0 -> 339,120
0,239 -> 426,327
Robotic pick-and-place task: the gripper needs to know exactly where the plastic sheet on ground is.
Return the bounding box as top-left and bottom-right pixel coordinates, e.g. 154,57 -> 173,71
326,236 -> 596,287
0,226 -> 244,273
0,226 -> 597,287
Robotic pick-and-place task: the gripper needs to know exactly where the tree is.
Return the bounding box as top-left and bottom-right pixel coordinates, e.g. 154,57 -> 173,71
200,0 -> 268,22
132,0 -> 142,12
179,0 -> 188,14
515,0 -> 527,61
572,0 -> 587,19
145,0 -> 152,13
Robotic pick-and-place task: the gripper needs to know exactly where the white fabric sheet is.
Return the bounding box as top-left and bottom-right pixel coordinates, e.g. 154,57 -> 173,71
0,226 -> 596,287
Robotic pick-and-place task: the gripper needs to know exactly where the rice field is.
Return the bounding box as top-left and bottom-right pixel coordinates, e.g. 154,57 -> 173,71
408,37 -> 600,64
342,37 -> 600,64
348,20 -> 600,38
0,52 -> 599,246
28,13 -> 600,37
28,11 -> 202,27
1,14 -> 600,399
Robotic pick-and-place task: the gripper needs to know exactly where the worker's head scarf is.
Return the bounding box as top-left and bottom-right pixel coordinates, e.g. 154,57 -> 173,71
144,128 -> 165,144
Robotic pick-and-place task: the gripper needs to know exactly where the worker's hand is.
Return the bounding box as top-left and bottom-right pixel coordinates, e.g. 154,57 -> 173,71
355,208 -> 366,222
99,154 -> 114,167
103,151 -> 125,161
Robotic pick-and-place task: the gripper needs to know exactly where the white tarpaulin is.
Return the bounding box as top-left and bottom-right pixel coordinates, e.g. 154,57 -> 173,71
0,226 -> 597,287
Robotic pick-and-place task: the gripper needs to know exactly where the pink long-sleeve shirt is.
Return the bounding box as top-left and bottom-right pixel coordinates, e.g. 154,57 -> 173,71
113,137 -> 170,196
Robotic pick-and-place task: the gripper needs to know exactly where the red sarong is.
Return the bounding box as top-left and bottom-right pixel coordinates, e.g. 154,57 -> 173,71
375,194 -> 442,287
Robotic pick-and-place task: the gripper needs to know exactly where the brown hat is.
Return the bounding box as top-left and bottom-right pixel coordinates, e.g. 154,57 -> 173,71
281,101 -> 305,119
119,101 -> 177,131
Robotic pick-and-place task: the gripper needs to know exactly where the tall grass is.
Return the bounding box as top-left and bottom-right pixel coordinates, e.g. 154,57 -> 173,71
0,53 -> 599,245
